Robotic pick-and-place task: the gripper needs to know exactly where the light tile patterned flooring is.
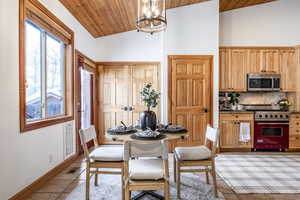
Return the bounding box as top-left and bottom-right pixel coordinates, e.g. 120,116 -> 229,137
26,154 -> 300,200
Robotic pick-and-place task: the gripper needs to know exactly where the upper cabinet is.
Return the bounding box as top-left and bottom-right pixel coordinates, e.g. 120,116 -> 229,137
261,49 -> 280,73
219,48 -> 247,92
280,49 -> 297,92
220,47 -> 298,92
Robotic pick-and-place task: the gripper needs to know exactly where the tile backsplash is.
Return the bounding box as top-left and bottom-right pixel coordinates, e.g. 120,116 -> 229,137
239,92 -> 286,105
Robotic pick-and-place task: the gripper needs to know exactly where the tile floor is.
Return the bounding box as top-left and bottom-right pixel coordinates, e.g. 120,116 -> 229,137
26,155 -> 300,200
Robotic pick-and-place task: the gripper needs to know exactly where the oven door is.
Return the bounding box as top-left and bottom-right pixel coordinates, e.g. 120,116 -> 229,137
248,78 -> 274,91
254,122 -> 289,149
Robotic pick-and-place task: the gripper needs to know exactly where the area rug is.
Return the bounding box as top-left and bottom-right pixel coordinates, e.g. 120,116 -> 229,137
216,154 -> 300,194
64,172 -> 224,200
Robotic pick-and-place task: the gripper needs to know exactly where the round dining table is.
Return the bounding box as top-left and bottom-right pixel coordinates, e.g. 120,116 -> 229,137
105,130 -> 188,142
105,129 -> 189,200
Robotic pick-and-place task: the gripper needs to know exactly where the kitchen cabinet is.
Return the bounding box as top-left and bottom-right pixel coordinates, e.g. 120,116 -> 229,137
219,48 -> 247,92
220,46 -> 298,92
289,114 -> 300,148
280,49 -> 297,92
260,49 -> 280,73
220,113 -> 254,149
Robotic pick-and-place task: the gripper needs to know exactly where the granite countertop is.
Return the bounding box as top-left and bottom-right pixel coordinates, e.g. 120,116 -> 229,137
289,111 -> 300,114
219,110 -> 255,114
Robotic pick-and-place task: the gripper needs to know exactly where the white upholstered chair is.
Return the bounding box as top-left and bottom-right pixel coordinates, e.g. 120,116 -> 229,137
174,125 -> 219,199
123,140 -> 170,200
79,126 -> 124,200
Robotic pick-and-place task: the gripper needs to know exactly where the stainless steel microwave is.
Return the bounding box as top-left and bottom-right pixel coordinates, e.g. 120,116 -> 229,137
247,74 -> 281,91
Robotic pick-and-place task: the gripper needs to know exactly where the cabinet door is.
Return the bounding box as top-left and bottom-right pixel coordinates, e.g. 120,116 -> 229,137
220,48 -> 231,91
261,49 -> 280,73
280,49 -> 297,92
230,49 -> 247,91
248,49 -> 262,73
220,119 -> 237,148
289,135 -> 300,148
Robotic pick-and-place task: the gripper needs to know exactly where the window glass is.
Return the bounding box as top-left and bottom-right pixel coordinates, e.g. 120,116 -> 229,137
46,34 -> 65,117
25,22 -> 42,121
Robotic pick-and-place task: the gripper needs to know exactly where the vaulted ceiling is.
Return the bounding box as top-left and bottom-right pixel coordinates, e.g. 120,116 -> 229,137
59,0 -> 277,38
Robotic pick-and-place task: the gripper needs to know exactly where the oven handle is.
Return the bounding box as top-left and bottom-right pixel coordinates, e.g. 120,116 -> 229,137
256,122 -> 289,125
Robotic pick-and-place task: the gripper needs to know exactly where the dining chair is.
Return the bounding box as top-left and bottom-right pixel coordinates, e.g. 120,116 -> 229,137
123,140 -> 170,200
173,125 -> 219,199
79,126 -> 124,200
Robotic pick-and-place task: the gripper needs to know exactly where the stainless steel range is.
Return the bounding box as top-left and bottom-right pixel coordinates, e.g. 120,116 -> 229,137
243,104 -> 289,150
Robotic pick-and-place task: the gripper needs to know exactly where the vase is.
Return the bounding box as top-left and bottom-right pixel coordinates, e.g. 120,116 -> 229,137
140,110 -> 157,131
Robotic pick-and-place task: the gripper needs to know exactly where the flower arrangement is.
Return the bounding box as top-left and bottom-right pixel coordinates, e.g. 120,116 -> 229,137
140,83 -> 160,111
278,98 -> 291,111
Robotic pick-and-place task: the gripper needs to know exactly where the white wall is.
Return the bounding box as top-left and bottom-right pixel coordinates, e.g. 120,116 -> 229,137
96,30 -> 162,62
96,0 -> 220,126
220,0 -> 300,46
0,0 -> 97,199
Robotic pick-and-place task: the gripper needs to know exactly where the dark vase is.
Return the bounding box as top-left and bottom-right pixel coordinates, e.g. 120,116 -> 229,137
140,110 -> 157,131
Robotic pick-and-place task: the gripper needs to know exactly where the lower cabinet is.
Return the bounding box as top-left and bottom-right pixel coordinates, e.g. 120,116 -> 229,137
220,113 -> 254,149
289,114 -> 300,149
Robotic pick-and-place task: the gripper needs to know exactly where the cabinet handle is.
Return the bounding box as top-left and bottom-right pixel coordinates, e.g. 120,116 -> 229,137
296,123 -> 299,125
296,130 -> 299,133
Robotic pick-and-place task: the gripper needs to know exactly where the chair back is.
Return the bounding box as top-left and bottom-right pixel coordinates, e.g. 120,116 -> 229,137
124,140 -> 168,161
204,125 -> 219,154
79,125 -> 99,159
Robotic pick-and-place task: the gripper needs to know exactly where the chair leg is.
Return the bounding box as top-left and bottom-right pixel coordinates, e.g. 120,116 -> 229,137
121,169 -> 125,200
94,168 -> 98,186
205,170 -> 209,184
176,160 -> 181,200
85,166 -> 90,200
211,160 -> 218,198
173,154 -> 177,183
164,180 -> 170,200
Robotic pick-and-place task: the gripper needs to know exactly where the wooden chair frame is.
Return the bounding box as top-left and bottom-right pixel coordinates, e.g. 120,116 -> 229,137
123,141 -> 170,200
173,126 -> 219,199
80,127 -> 124,200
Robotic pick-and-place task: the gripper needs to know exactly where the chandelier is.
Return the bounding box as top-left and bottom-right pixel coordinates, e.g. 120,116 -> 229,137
136,0 -> 167,34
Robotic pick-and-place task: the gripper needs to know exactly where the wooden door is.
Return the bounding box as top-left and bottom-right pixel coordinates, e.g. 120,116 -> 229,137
100,66 -> 131,137
261,49 -> 280,73
280,49 -> 297,92
99,63 -> 160,143
130,64 -> 160,125
230,49 -> 247,91
219,48 -> 231,91
169,55 -> 212,149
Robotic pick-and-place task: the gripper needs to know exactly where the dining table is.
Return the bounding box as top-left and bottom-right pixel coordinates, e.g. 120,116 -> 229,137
105,128 -> 189,200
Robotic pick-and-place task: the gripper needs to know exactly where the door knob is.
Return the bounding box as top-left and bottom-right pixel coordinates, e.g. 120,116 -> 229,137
121,106 -> 128,111
128,106 -> 134,111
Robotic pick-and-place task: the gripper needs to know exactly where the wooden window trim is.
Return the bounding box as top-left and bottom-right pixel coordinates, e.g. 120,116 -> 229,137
19,0 -> 74,132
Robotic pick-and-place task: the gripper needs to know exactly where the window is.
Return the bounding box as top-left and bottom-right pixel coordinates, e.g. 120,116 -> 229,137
20,0 -> 74,132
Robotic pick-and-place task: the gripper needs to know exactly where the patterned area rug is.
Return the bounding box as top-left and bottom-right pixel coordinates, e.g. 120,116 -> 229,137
216,154 -> 300,194
65,173 -> 224,200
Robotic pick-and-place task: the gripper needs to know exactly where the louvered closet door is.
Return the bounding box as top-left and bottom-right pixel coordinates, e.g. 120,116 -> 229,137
169,56 -> 212,149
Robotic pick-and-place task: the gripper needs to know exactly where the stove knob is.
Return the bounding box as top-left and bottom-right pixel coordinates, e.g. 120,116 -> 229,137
265,114 -> 269,118
258,114 -> 262,118
280,115 -> 283,118
270,114 -> 273,118
274,115 -> 278,118
286,115 -> 289,118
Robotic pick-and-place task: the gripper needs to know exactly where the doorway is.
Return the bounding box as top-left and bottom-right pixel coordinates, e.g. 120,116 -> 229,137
98,62 -> 160,143
75,51 -> 98,154
168,55 -> 213,150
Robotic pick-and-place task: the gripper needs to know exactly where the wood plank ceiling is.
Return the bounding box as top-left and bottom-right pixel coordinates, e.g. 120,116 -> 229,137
59,0 -> 277,38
